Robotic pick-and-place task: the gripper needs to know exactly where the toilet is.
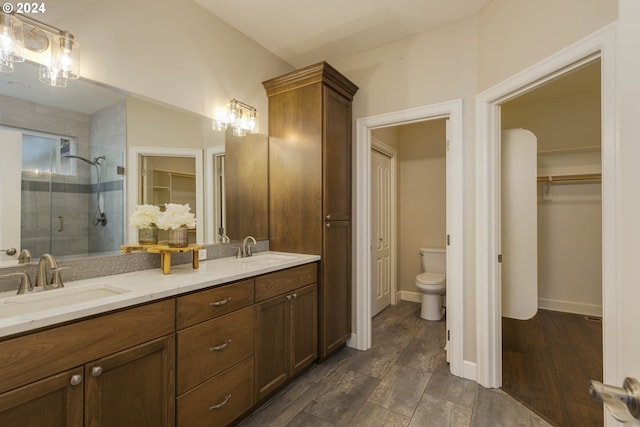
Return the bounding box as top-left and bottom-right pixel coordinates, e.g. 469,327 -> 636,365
415,247 -> 446,321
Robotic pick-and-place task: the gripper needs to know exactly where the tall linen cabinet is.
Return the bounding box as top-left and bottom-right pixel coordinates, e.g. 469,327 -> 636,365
263,62 -> 358,358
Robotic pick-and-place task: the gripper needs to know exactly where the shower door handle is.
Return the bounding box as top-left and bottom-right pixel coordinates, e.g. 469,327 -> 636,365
57,215 -> 64,232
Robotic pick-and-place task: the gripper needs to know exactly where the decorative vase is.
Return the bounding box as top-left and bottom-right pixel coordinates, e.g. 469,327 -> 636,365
138,225 -> 158,245
168,225 -> 189,248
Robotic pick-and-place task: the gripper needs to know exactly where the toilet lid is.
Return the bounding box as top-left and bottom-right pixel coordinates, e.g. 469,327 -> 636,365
416,272 -> 446,285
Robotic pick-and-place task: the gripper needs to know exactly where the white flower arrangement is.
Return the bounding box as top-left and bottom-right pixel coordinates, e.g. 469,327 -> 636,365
156,203 -> 197,230
130,204 -> 161,229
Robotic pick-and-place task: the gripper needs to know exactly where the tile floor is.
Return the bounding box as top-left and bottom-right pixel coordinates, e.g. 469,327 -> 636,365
241,301 -> 554,427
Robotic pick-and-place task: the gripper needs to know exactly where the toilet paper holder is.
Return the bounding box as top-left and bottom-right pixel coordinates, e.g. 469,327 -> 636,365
589,377 -> 640,423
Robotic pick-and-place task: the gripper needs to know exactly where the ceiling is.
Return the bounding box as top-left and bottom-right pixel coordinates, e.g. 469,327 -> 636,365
193,0 -> 491,68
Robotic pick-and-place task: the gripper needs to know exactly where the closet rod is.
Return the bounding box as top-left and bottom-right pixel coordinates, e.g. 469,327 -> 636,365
536,173 -> 601,183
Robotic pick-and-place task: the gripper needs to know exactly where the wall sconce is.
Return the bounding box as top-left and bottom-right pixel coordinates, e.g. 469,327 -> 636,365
0,12 -> 79,87
213,99 -> 258,137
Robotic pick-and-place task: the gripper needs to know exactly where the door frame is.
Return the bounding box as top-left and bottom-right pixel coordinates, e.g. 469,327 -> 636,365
352,99 -> 465,378
475,23 -> 618,402
370,138 -> 398,312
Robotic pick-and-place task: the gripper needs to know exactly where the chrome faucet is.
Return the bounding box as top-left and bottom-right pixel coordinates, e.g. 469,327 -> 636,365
36,254 -> 60,289
241,236 -> 257,258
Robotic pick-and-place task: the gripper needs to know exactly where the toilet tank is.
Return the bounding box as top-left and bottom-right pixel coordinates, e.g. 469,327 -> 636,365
419,247 -> 446,274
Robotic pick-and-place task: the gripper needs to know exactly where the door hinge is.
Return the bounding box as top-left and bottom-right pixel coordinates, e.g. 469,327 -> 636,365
447,330 -> 450,341
447,234 -> 450,246
498,254 -> 503,263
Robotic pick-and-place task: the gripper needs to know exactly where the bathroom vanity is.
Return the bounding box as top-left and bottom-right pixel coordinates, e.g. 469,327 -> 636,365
0,252 -> 319,427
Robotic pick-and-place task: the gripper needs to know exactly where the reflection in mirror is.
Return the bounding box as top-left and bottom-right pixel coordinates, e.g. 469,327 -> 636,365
128,147 -> 203,245
139,155 -> 197,244
0,65 -> 127,263
223,129 -> 268,242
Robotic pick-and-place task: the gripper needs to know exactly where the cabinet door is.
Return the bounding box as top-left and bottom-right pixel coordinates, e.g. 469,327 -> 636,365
85,335 -> 175,427
321,220 -> 352,358
290,283 -> 318,375
323,87 -> 352,221
0,367 -> 83,427
254,294 -> 290,402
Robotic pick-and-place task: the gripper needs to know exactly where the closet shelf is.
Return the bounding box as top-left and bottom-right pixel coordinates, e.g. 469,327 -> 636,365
536,173 -> 601,183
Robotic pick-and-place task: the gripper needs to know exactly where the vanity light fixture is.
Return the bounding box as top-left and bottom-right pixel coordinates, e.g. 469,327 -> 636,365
213,99 -> 258,137
0,12 -> 79,87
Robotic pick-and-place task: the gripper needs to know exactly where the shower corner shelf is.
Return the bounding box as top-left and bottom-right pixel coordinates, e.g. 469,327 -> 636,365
121,243 -> 203,275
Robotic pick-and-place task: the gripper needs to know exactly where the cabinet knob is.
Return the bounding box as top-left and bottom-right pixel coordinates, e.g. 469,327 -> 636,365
91,366 -> 103,377
286,295 -> 292,301
70,374 -> 83,386
326,214 -> 331,220
325,223 -> 331,228
292,293 -> 298,299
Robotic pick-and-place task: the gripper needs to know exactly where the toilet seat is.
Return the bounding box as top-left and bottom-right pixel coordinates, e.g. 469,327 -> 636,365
416,272 -> 445,286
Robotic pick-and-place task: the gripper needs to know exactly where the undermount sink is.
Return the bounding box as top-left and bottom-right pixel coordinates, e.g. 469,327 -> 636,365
240,253 -> 298,266
0,283 -> 130,319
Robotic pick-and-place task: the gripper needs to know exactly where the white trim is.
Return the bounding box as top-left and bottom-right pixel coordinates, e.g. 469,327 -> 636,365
127,146 -> 204,244
475,23 -> 618,402
463,361 -> 477,381
538,299 -> 602,317
352,99 -> 465,379
399,290 -> 423,304
370,137 -> 398,308
204,146 -> 226,243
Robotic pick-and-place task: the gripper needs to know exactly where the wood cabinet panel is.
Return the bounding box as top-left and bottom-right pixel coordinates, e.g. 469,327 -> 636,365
176,279 -> 254,329
177,357 -> 254,427
321,221 -> 352,357
255,263 -> 317,302
85,335 -> 175,427
0,367 -> 83,427
177,306 -> 254,395
323,87 -> 352,221
254,294 -> 289,401
291,283 -> 318,375
0,299 -> 175,395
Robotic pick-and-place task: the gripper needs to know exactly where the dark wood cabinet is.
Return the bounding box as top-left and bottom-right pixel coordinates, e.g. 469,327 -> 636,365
85,335 -> 175,427
264,62 -> 357,358
0,367 -> 83,427
254,266 -> 318,402
0,300 -> 176,427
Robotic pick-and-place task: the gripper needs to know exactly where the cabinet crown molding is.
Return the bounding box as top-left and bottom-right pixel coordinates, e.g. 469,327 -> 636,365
263,61 -> 359,100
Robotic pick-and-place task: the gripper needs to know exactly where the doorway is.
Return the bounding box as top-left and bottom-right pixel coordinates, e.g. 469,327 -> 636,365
475,27 -> 617,427
354,99 -> 465,378
499,60 -> 603,426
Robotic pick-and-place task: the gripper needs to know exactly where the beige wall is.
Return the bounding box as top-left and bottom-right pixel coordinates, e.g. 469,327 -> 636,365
336,2 -> 616,363
44,0 -> 293,131
397,120 -> 447,293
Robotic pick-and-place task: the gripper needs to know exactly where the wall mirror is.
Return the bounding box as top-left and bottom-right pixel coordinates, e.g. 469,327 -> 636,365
0,61 -> 269,268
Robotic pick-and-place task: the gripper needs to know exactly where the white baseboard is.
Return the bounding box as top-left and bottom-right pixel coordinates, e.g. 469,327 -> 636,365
463,360 -> 477,381
538,298 -> 602,317
399,290 -> 422,303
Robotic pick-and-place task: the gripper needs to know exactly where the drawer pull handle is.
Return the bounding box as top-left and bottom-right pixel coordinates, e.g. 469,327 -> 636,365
209,297 -> 232,307
70,374 -> 83,386
209,339 -> 231,352
209,394 -> 231,411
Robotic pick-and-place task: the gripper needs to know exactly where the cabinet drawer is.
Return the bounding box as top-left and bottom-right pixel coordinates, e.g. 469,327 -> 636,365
176,279 -> 254,329
255,263 -> 317,302
177,306 -> 254,394
177,357 -> 254,427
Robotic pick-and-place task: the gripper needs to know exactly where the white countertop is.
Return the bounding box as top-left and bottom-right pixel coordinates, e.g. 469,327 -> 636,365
0,251 -> 320,339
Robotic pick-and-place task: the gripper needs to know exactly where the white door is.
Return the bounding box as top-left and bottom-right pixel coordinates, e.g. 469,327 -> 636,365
501,129 -> 538,320
0,129 -> 22,264
371,148 -> 392,316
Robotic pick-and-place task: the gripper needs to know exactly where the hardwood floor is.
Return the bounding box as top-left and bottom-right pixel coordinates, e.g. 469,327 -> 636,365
502,309 -> 603,427
241,301 -> 553,427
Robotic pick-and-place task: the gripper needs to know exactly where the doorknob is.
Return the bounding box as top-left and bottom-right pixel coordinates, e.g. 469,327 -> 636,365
589,377 -> 640,422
